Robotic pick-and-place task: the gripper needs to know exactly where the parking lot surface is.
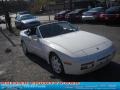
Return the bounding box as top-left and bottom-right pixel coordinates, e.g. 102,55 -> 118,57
0,17 -> 120,81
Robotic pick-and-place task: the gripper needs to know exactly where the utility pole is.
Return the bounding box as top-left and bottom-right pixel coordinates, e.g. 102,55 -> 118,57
46,0 -> 51,21
105,0 -> 109,8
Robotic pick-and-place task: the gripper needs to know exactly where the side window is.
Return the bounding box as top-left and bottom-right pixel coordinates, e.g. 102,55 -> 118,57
16,16 -> 21,21
39,24 -> 51,38
50,23 -> 64,35
16,16 -> 18,20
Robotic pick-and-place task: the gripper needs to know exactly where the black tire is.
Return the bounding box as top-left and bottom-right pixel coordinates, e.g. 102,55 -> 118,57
21,41 -> 28,55
49,53 -> 64,75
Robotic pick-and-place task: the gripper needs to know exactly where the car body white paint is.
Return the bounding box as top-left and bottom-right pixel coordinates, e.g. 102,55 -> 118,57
20,22 -> 115,75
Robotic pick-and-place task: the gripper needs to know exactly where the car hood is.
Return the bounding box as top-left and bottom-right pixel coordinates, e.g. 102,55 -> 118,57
44,31 -> 112,55
21,18 -> 38,24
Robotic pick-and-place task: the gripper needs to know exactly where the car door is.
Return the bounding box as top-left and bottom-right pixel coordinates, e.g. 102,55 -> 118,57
29,27 -> 45,58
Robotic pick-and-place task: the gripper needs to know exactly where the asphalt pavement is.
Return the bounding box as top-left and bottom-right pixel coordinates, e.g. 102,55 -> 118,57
0,15 -> 120,81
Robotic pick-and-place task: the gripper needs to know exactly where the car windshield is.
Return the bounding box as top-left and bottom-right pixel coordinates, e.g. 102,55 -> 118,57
39,22 -> 78,38
106,6 -> 120,14
19,11 -> 29,15
21,15 -> 35,20
88,7 -> 104,12
70,9 -> 81,13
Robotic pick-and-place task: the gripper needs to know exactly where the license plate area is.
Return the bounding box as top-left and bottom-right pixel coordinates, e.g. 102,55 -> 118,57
81,61 -> 94,70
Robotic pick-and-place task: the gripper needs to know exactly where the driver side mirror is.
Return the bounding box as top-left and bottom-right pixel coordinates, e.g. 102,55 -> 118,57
27,31 -> 41,38
26,30 -> 31,36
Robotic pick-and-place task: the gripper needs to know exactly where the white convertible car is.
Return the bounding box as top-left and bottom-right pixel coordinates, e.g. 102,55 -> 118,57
20,21 -> 115,75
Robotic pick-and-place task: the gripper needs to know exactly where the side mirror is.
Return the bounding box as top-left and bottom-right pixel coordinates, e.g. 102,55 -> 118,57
26,30 -> 30,36
27,32 -> 31,36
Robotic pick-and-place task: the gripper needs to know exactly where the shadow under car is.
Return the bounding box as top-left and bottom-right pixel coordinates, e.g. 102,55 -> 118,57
27,53 -> 120,82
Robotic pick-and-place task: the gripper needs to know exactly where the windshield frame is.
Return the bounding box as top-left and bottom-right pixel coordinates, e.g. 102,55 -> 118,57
38,21 -> 79,38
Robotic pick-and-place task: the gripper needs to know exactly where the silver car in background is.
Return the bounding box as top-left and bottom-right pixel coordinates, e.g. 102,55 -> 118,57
15,14 -> 41,30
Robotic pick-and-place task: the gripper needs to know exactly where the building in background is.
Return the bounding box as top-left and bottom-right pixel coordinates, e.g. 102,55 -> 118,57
0,0 -> 119,15
0,0 -> 29,14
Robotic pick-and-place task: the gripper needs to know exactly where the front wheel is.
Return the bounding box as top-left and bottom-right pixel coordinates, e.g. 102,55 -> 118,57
21,41 -> 28,55
50,53 -> 64,75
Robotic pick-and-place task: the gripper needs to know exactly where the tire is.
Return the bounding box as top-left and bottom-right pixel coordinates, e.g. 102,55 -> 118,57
50,53 -> 64,75
21,41 -> 28,55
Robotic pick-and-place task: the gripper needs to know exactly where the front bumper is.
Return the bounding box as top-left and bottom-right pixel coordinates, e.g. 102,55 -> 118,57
63,46 -> 115,75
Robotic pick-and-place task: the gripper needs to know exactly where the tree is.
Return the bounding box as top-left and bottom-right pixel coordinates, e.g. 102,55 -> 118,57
1,0 -> 13,33
30,0 -> 55,13
30,0 -> 55,21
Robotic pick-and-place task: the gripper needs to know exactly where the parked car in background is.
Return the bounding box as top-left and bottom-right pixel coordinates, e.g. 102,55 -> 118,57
82,7 -> 106,22
99,6 -> 120,23
15,14 -> 41,30
20,21 -> 115,75
54,10 -> 71,21
65,9 -> 88,22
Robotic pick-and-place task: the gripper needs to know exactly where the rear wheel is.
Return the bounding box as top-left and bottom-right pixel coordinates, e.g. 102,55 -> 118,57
50,53 -> 64,75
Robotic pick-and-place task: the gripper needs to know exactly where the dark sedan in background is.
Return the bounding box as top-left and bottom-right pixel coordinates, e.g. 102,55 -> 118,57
15,14 -> 41,30
65,9 -> 87,22
99,6 -> 120,23
54,10 -> 71,21
82,7 -> 106,22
